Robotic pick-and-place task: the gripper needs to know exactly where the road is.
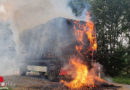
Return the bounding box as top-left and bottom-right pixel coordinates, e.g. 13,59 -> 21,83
4,75 -> 129,90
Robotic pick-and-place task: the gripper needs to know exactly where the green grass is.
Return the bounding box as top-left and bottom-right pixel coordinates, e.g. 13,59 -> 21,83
0,87 -> 12,90
8,87 -> 12,90
112,77 -> 130,85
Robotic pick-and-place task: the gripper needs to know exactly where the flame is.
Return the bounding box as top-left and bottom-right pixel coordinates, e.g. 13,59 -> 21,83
86,12 -> 97,51
61,57 -> 106,88
74,12 -> 97,53
61,57 -> 94,88
60,12 -> 105,88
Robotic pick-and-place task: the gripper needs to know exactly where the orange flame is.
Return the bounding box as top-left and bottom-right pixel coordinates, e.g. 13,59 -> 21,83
61,57 -> 94,88
74,12 -> 97,53
86,12 -> 97,51
61,57 -> 106,88
60,12 -> 105,89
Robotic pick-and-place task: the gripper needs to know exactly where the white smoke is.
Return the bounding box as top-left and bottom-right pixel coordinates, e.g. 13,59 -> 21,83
0,21 -> 17,75
0,0 -> 75,31
0,0 -> 88,75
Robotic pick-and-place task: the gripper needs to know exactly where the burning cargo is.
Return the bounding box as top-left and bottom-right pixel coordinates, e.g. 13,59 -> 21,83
19,12 -> 107,89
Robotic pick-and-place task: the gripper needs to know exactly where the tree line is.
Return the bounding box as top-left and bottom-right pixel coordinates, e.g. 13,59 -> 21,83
70,0 -> 130,77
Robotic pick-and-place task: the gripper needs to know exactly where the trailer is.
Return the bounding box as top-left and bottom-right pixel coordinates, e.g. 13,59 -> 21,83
19,17 -> 95,81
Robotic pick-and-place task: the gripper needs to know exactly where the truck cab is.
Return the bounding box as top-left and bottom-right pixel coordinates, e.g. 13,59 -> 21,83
20,53 -> 63,81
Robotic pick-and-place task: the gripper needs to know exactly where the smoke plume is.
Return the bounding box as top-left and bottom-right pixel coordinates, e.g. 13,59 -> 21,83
0,0 -> 89,75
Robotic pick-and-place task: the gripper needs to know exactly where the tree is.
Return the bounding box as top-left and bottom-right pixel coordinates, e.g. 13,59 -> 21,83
89,0 -> 130,76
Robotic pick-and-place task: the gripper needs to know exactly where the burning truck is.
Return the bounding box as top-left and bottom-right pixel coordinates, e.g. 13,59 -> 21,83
19,12 -> 108,88
19,17 -> 77,81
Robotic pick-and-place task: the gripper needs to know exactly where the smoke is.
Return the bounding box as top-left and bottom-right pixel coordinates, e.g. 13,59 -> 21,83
18,18 -> 75,60
0,21 -> 17,75
0,0 -> 75,31
0,0 -> 90,75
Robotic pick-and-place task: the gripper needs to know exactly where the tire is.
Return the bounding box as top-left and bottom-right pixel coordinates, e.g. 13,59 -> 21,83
39,72 -> 45,78
48,71 -> 57,81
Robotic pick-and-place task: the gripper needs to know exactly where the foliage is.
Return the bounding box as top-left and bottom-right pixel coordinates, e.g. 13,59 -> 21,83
70,0 -> 130,77
112,77 -> 130,85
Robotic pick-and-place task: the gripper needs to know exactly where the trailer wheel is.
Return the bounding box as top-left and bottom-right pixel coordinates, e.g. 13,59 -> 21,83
39,72 -> 45,78
48,71 -> 56,81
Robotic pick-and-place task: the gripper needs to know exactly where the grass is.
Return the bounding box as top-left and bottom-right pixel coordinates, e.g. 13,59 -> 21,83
112,77 -> 130,85
0,87 -> 12,90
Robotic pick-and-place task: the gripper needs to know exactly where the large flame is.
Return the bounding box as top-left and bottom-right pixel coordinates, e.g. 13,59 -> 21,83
60,12 -> 105,88
61,57 -> 106,88
61,57 -> 94,88
86,12 -> 97,51
73,12 -> 97,57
